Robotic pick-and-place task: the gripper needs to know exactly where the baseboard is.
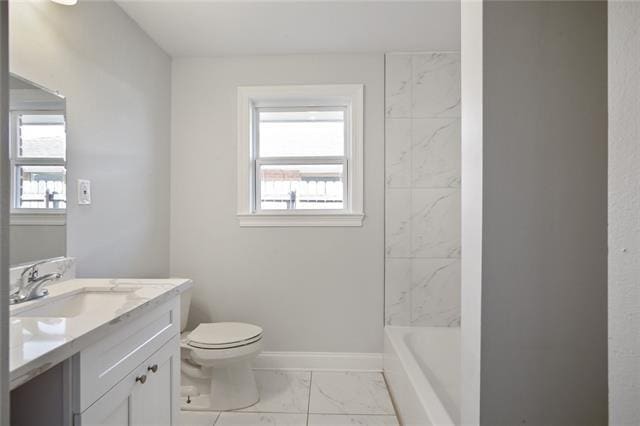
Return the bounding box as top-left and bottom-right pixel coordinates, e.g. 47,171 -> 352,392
254,351 -> 383,372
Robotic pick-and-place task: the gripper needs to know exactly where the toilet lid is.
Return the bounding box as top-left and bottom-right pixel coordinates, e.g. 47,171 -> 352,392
187,322 -> 263,348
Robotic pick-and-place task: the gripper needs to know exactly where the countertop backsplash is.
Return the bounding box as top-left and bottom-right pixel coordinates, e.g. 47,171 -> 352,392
10,257 -> 76,293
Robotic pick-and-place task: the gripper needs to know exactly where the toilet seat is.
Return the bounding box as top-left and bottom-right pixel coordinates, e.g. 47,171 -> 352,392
185,322 -> 263,350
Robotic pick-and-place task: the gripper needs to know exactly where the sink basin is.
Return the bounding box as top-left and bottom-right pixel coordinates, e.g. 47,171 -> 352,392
12,287 -> 142,318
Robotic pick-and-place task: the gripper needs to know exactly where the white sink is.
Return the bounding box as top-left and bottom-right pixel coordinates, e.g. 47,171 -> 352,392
12,287 -> 142,318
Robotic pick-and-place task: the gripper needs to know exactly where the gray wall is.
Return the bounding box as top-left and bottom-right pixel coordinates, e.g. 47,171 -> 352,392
9,226 -> 65,265
9,1 -> 171,277
479,1 -> 608,424
609,2 -> 640,424
171,54 -> 385,352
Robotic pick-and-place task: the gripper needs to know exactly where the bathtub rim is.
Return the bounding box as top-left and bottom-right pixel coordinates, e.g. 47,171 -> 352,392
384,326 -> 457,426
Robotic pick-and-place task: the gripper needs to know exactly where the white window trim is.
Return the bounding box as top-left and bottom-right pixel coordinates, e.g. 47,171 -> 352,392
9,110 -> 67,226
237,84 -> 364,227
10,209 -> 66,226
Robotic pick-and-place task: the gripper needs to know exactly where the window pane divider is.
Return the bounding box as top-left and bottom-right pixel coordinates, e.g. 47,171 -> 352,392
14,157 -> 65,166
18,122 -> 65,126
256,105 -> 346,113
255,156 -> 345,166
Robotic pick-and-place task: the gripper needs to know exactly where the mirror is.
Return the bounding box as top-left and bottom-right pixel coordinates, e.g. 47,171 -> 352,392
9,74 -> 67,266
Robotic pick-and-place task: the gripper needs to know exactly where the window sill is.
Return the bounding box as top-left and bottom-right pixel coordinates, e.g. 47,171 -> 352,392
10,211 -> 66,226
237,213 -> 364,227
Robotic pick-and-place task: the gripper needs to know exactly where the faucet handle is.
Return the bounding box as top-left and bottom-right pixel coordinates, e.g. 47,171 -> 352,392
21,260 -> 49,282
28,268 -> 39,281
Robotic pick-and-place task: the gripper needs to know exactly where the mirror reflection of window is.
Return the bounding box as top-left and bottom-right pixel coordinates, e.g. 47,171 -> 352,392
10,111 -> 67,210
8,74 -> 67,265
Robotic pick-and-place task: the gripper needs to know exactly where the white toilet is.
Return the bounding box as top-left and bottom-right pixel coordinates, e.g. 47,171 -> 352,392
179,288 -> 263,411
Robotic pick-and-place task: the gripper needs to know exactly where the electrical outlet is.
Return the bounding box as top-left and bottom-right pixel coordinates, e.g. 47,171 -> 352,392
78,179 -> 91,205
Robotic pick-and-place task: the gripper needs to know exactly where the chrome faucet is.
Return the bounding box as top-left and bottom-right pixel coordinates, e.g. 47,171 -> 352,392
10,260 -> 62,305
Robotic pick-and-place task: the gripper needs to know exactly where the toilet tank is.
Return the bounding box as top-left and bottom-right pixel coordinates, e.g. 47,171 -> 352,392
180,287 -> 193,332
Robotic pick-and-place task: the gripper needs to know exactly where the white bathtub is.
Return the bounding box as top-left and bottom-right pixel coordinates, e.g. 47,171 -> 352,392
384,326 -> 460,425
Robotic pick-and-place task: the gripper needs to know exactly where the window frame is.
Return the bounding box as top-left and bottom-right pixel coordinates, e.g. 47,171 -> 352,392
9,110 -> 67,226
237,85 -> 364,227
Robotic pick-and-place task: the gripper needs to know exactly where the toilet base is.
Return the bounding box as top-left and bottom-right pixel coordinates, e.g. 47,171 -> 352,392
181,359 -> 260,411
209,359 -> 260,410
181,394 -> 213,411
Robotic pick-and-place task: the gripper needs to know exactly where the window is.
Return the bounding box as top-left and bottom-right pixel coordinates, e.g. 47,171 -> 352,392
257,109 -> 346,211
10,111 -> 67,224
237,85 -> 364,227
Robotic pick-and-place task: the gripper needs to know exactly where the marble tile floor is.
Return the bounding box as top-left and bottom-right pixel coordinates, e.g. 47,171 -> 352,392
180,370 -> 399,426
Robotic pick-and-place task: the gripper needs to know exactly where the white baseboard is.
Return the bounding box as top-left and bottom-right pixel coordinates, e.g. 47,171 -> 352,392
254,351 -> 383,372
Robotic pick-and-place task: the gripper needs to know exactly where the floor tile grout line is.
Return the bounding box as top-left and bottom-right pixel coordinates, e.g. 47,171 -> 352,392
382,372 -> 401,424
227,410 -> 312,415
308,412 -> 399,416
211,411 -> 220,426
211,410 -> 398,419
306,371 -> 313,426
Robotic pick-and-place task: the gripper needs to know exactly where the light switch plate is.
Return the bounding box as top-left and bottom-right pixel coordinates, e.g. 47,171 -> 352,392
77,179 -> 91,205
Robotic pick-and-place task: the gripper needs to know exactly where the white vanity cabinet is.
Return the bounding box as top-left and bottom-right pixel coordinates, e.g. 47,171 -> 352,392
10,279 -> 191,426
72,296 -> 181,426
76,335 -> 179,426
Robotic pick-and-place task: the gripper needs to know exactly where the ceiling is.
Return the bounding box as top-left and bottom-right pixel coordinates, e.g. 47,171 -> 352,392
115,1 -> 461,57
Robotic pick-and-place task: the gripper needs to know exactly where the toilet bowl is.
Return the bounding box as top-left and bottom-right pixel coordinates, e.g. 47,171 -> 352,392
179,289 -> 263,411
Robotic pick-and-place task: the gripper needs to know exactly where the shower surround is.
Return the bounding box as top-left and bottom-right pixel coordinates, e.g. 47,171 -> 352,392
384,52 -> 461,326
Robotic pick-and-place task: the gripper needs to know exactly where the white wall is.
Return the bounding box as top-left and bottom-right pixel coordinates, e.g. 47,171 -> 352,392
9,1 -> 171,277
609,2 -> 640,424
460,1 -> 483,423
171,55 -> 384,352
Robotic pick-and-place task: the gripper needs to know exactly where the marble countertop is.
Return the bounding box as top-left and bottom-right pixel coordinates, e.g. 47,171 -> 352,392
9,278 -> 192,389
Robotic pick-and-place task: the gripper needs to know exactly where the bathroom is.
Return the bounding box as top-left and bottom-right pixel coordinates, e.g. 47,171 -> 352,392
0,1 -> 636,425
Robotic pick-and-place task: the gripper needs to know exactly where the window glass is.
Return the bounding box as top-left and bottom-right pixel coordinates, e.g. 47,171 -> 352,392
259,164 -> 343,210
18,113 -> 66,159
16,165 -> 66,209
258,109 -> 344,158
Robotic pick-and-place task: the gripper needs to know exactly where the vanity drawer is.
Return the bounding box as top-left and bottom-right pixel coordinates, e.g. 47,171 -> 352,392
73,297 -> 180,412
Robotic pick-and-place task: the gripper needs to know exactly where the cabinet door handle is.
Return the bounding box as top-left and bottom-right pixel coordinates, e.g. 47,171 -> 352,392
148,364 -> 158,373
135,374 -> 147,384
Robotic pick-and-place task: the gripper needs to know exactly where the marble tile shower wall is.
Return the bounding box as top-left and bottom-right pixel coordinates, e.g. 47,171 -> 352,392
384,53 -> 461,327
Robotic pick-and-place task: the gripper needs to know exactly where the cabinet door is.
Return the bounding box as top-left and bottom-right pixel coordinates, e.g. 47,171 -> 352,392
75,375 -> 136,426
87,397 -> 131,426
76,335 -> 180,426
131,335 -> 180,426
